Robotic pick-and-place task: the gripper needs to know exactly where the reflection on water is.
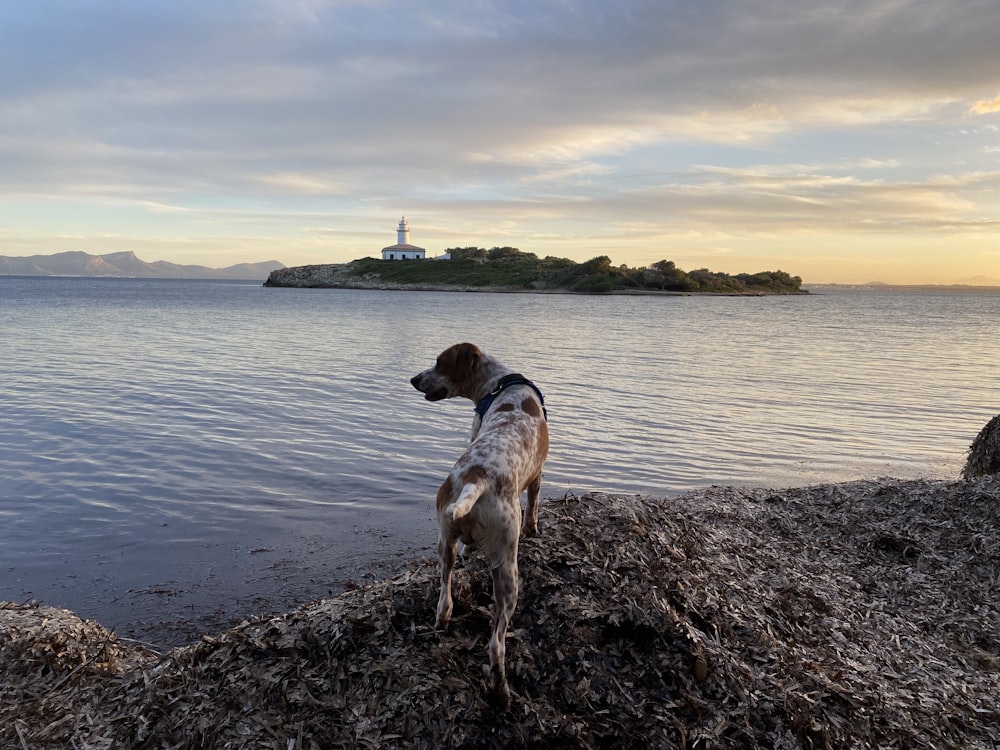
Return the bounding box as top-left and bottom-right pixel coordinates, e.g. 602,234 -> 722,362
1,278 -> 997,643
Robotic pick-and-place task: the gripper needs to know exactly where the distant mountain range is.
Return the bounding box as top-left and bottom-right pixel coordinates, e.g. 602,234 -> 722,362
0,251 -> 285,280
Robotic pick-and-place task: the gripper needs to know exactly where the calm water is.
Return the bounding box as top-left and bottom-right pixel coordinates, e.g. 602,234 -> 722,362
2,277 -> 998,645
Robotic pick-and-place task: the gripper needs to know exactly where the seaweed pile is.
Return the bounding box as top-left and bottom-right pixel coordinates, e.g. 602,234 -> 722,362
963,413 -> 1000,479
3,477 -> 998,749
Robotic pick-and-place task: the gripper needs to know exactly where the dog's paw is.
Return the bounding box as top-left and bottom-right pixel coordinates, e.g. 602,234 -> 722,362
488,679 -> 511,710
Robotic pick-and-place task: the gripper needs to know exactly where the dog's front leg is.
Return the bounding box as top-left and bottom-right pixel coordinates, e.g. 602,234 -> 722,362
436,533 -> 457,630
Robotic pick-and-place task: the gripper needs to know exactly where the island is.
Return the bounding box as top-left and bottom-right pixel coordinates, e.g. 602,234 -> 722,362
264,248 -> 807,295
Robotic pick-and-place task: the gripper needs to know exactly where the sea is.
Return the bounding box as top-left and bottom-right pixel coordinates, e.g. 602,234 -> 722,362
2,276 -> 998,646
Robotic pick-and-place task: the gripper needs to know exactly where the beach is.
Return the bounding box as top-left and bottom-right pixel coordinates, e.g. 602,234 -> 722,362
4,476 -> 998,749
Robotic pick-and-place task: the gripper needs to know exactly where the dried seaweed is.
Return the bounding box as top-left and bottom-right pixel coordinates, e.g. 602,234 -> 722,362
963,414 -> 1000,480
3,477 -> 999,749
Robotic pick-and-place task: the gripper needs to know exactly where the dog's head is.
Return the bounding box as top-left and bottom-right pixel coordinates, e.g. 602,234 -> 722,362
410,342 -> 483,401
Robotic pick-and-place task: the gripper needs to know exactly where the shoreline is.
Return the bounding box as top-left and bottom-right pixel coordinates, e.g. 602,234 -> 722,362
4,475 -> 998,748
264,279 -> 798,297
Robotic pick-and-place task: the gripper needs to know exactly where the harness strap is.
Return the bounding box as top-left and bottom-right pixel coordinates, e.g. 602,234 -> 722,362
474,373 -> 548,421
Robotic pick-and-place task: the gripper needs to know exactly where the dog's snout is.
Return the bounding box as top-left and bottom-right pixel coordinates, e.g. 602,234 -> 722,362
410,374 -> 422,389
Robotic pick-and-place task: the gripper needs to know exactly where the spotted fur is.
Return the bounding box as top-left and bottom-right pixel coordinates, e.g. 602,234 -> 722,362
410,342 -> 549,707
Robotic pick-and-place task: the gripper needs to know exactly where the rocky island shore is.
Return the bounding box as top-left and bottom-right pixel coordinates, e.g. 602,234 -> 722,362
263,261 -> 499,292
3,476 -> 998,748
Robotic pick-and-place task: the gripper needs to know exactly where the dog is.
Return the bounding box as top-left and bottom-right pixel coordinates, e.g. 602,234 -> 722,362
410,342 -> 549,707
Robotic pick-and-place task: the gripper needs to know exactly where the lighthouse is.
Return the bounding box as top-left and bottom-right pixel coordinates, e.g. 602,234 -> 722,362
381,216 -> 426,260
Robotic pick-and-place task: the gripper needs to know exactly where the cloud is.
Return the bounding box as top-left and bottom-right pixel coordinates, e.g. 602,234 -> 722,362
971,94 -> 1000,115
253,172 -> 352,195
1,0 -> 1000,282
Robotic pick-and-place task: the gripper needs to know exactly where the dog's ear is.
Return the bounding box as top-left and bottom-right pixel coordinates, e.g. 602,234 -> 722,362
456,342 -> 482,372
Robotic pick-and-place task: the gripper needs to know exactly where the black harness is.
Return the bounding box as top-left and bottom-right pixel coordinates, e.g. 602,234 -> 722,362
474,373 -> 548,421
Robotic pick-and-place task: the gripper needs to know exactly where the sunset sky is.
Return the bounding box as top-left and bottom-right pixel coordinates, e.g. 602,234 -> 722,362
2,0 -> 999,284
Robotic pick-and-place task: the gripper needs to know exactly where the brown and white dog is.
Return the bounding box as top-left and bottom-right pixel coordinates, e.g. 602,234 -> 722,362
410,342 -> 549,707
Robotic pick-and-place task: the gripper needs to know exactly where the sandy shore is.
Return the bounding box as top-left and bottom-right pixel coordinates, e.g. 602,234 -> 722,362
3,477 -> 998,748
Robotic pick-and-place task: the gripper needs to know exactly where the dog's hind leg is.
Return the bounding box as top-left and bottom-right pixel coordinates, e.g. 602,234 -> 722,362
523,473 -> 542,536
436,533 -> 458,630
488,550 -> 518,708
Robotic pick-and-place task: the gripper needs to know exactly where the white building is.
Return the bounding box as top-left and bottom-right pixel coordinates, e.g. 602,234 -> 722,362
381,217 -> 426,260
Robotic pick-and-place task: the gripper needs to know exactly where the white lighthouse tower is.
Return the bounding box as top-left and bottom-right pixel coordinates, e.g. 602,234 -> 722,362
381,216 -> 426,260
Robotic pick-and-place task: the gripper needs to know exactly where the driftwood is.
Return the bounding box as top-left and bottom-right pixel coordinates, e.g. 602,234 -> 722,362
2,478 -> 998,749
963,414 -> 1000,480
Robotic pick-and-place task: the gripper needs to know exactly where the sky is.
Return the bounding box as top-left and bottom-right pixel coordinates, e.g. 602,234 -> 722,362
2,1 -> 1000,284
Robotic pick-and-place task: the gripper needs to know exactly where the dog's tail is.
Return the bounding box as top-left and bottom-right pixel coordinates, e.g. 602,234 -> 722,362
447,481 -> 487,521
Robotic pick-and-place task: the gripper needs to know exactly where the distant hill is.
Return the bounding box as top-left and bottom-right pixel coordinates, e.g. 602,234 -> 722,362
0,251 -> 285,280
